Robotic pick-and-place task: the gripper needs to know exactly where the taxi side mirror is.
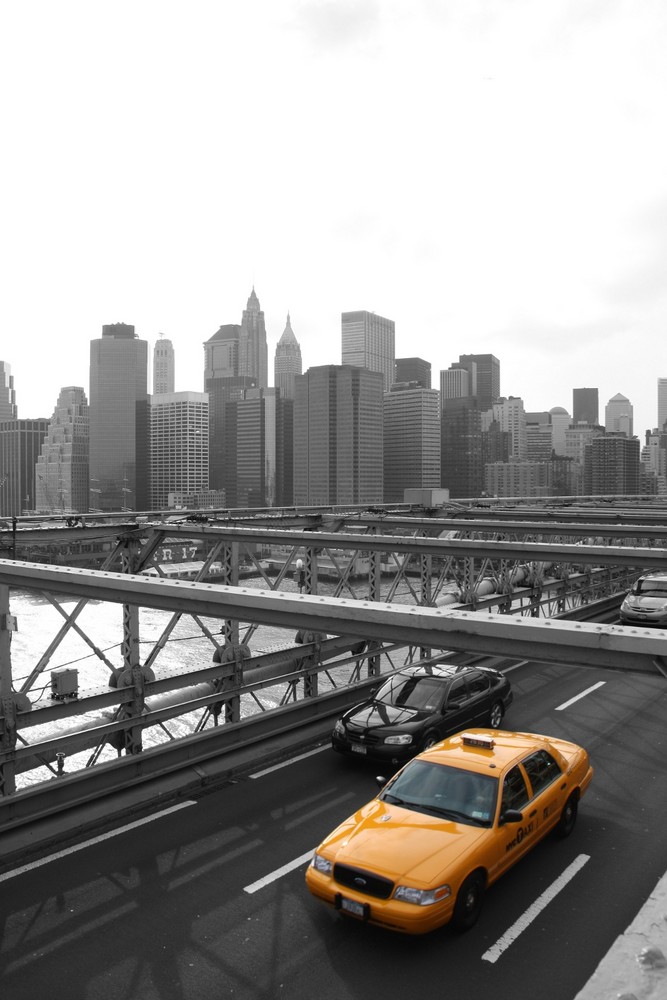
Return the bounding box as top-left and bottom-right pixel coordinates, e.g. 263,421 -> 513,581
500,808 -> 523,825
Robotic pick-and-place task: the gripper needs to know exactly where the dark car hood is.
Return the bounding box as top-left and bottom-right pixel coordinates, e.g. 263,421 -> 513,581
344,700 -> 427,730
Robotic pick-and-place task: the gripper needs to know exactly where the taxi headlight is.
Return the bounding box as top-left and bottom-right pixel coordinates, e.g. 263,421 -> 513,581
333,720 -> 345,736
394,883 -> 452,906
384,733 -> 413,746
311,852 -> 333,875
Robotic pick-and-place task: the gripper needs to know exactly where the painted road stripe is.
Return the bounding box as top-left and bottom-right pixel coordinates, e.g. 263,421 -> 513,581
0,800 -> 197,884
244,850 -> 313,894
482,853 -> 590,963
556,681 -> 606,711
250,744 -> 329,778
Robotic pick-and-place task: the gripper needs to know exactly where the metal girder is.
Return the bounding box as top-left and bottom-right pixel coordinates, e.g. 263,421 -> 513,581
0,560 -> 665,674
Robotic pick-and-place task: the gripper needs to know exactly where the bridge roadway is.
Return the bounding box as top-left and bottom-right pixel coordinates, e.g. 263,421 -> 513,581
0,655 -> 665,1000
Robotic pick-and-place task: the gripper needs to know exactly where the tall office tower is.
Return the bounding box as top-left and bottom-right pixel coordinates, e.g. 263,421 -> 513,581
549,406 -> 572,456
35,387 -> 89,514
0,362 -> 17,421
150,392 -> 209,509
239,287 -> 268,389
457,354 -> 500,412
153,334 -> 175,395
341,310 -> 395,391
658,378 -> 667,432
525,412 -> 553,462
294,365 -> 383,505
0,419 -> 49,516
440,365 -> 473,407
89,323 -> 149,512
440,398 -> 506,499
583,434 -> 640,495
395,357 -> 431,389
383,384 -> 440,502
643,427 -> 667,492
605,393 -> 633,437
564,423 -> 604,467
224,388 -> 293,507
483,397 -> 527,460
573,387 -> 599,425
274,313 -> 302,400
203,323 -> 255,491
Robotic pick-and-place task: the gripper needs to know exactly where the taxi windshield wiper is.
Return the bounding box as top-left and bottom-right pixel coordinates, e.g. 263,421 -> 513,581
421,804 -> 490,826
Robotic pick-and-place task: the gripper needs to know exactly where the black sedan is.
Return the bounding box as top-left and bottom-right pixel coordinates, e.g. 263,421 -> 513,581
331,662 -> 513,766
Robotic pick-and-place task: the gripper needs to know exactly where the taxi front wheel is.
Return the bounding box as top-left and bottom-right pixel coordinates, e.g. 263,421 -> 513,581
451,872 -> 485,932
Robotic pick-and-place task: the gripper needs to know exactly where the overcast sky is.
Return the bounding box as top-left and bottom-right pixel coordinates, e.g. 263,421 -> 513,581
2,0 -> 666,437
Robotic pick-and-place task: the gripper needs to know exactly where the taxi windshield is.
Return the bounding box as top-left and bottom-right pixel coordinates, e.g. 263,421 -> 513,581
380,760 -> 498,826
375,674 -> 445,711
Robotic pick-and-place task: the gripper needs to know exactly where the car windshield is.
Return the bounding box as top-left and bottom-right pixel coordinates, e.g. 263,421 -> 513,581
634,580 -> 667,596
379,759 -> 498,826
375,673 -> 445,711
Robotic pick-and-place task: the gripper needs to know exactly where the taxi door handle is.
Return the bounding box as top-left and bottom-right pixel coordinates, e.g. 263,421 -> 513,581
528,809 -> 537,818
560,782 -> 568,791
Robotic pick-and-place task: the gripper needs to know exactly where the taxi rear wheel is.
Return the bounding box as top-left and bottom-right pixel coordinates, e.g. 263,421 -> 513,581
556,793 -> 578,838
452,872 -> 485,932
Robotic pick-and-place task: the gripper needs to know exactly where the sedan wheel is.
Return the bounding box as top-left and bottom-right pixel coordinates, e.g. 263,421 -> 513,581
488,701 -> 504,728
421,731 -> 440,751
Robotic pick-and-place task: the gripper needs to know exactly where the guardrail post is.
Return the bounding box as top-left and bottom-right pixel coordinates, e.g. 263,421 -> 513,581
0,585 -> 18,795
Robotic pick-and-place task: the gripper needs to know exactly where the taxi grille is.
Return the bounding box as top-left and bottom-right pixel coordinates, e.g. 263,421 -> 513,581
333,863 -> 394,900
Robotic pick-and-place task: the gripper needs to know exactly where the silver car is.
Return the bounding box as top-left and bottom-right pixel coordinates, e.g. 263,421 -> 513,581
620,572 -> 667,627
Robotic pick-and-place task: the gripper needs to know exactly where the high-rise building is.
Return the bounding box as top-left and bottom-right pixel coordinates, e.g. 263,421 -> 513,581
274,314 -> 302,401
383,384 -> 440,502
457,354 -> 500,412
203,322 -> 254,492
573,387 -> 599,425
0,362 -> 17,421
239,288 -> 268,389
440,366 -> 473,406
483,397 -> 527,460
485,461 -> 553,498
89,323 -> 149,511
657,377 -> 667,432
440,397 -> 508,499
35,387 -> 89,514
341,310 -> 395,391
224,387 -> 293,508
294,365 -> 383,505
150,392 -> 209,509
549,406 -> 572,456
604,393 -> 633,437
525,412 -> 553,463
0,419 -> 49,516
395,357 -> 431,389
153,335 -> 175,395
584,434 -> 640,495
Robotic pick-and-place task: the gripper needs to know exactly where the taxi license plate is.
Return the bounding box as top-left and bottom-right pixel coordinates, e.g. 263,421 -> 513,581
340,897 -> 366,918
351,744 -> 367,755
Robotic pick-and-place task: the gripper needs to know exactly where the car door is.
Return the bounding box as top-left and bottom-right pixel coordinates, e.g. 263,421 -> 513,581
440,675 -> 471,737
487,763 -> 542,882
521,749 -> 568,837
464,669 -> 492,726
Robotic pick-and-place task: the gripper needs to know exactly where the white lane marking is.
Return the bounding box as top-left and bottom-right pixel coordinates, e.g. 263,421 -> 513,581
244,850 -> 313,894
0,800 -> 197,884
250,744 -> 329,778
556,681 -> 606,711
482,853 -> 590,963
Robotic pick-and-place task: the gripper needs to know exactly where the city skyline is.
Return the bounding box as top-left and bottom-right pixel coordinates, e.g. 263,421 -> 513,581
2,2 -> 667,437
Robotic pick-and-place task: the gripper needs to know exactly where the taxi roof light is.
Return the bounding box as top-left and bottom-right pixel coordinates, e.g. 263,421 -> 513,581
461,732 -> 495,750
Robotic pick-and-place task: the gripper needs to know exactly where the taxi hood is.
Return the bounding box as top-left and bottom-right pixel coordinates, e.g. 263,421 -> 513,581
325,800 -> 486,884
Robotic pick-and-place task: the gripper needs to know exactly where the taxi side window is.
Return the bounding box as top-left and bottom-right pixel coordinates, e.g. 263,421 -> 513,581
501,766 -> 529,812
522,750 -> 562,795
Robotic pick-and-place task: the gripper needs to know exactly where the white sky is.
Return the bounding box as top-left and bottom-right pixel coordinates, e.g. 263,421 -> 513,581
2,0 -> 666,437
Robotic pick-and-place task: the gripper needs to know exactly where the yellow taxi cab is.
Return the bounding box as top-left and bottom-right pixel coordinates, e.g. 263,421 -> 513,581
306,728 -> 593,934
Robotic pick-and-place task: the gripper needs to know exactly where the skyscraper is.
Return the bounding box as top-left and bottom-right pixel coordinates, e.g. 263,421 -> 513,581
657,377 -> 667,432
341,310 -> 395,391
457,354 -> 500,412
383,384 -> 440,502
0,362 -> 17,421
203,323 -> 255,492
150,392 -> 209,509
89,323 -> 149,511
224,387 -> 292,508
239,288 -> 268,389
153,335 -> 175,395
0,419 -> 49,516
35,387 -> 89,514
584,434 -> 640,495
605,393 -> 633,437
573,387 -> 599,425
274,313 -> 302,400
395,357 -> 431,389
294,365 -> 383,505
